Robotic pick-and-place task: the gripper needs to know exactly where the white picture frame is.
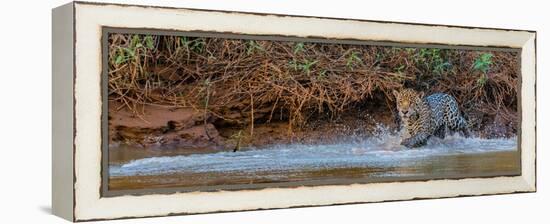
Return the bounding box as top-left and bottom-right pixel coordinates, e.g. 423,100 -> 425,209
52,1 -> 536,221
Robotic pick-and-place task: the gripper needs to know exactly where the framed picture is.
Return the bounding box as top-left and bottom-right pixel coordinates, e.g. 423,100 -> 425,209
52,1 -> 536,221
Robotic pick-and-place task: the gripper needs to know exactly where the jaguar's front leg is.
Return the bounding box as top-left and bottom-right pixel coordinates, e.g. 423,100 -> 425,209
401,132 -> 428,148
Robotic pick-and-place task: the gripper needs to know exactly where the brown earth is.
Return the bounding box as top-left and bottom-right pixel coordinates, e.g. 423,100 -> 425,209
109,101 -> 224,149
108,100 -> 398,150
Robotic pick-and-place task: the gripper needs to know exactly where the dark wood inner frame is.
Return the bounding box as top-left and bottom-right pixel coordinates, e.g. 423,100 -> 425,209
99,26 -> 524,197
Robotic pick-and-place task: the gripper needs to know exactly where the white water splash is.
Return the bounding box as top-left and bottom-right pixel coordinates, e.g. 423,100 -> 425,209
110,132 -> 517,177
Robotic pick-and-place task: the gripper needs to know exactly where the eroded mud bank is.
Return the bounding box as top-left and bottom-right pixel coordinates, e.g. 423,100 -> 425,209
108,100 -> 516,153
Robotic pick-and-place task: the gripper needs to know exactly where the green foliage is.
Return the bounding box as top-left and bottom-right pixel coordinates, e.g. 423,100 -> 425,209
180,37 -> 191,47
374,52 -> 383,65
114,50 -> 127,65
191,38 -> 206,53
473,53 -> 493,73
144,35 -> 155,49
289,59 -> 318,75
472,53 -> 493,87
346,51 -> 363,70
246,40 -> 265,55
301,60 -> 318,74
180,37 -> 206,53
434,61 -> 452,74
293,42 -> 305,54
405,48 -> 416,54
113,35 -> 155,65
415,48 -> 452,75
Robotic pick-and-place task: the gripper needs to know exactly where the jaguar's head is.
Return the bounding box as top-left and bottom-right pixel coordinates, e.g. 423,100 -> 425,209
392,88 -> 425,120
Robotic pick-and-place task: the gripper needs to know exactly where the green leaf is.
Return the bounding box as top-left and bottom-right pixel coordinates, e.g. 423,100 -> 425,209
181,37 -> 189,46
115,55 -> 125,65
294,42 -> 305,54
144,36 -> 154,49
346,51 -> 362,69
246,40 -> 264,55
123,48 -> 135,58
130,35 -> 141,49
472,53 -> 493,74
190,39 -> 205,53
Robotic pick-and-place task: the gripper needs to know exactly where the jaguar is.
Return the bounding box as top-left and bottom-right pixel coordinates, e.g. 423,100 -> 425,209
393,88 -> 470,148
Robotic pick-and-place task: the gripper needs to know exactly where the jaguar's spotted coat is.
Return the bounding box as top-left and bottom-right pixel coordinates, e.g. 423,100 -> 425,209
393,89 -> 470,148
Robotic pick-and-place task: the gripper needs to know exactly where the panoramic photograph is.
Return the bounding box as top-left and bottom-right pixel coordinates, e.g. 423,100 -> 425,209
105,33 -> 520,191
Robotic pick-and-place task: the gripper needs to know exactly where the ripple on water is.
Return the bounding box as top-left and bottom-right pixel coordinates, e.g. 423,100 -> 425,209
109,134 -> 517,177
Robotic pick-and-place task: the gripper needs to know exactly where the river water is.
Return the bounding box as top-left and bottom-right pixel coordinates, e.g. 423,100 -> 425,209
108,133 -> 520,191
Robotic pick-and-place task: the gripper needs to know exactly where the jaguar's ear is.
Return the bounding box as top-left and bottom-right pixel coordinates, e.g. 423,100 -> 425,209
418,91 -> 425,99
392,90 -> 400,99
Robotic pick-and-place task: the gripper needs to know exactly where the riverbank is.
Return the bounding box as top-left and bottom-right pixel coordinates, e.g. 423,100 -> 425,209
108,98 -> 516,155
107,34 -> 520,152
108,100 -> 397,151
